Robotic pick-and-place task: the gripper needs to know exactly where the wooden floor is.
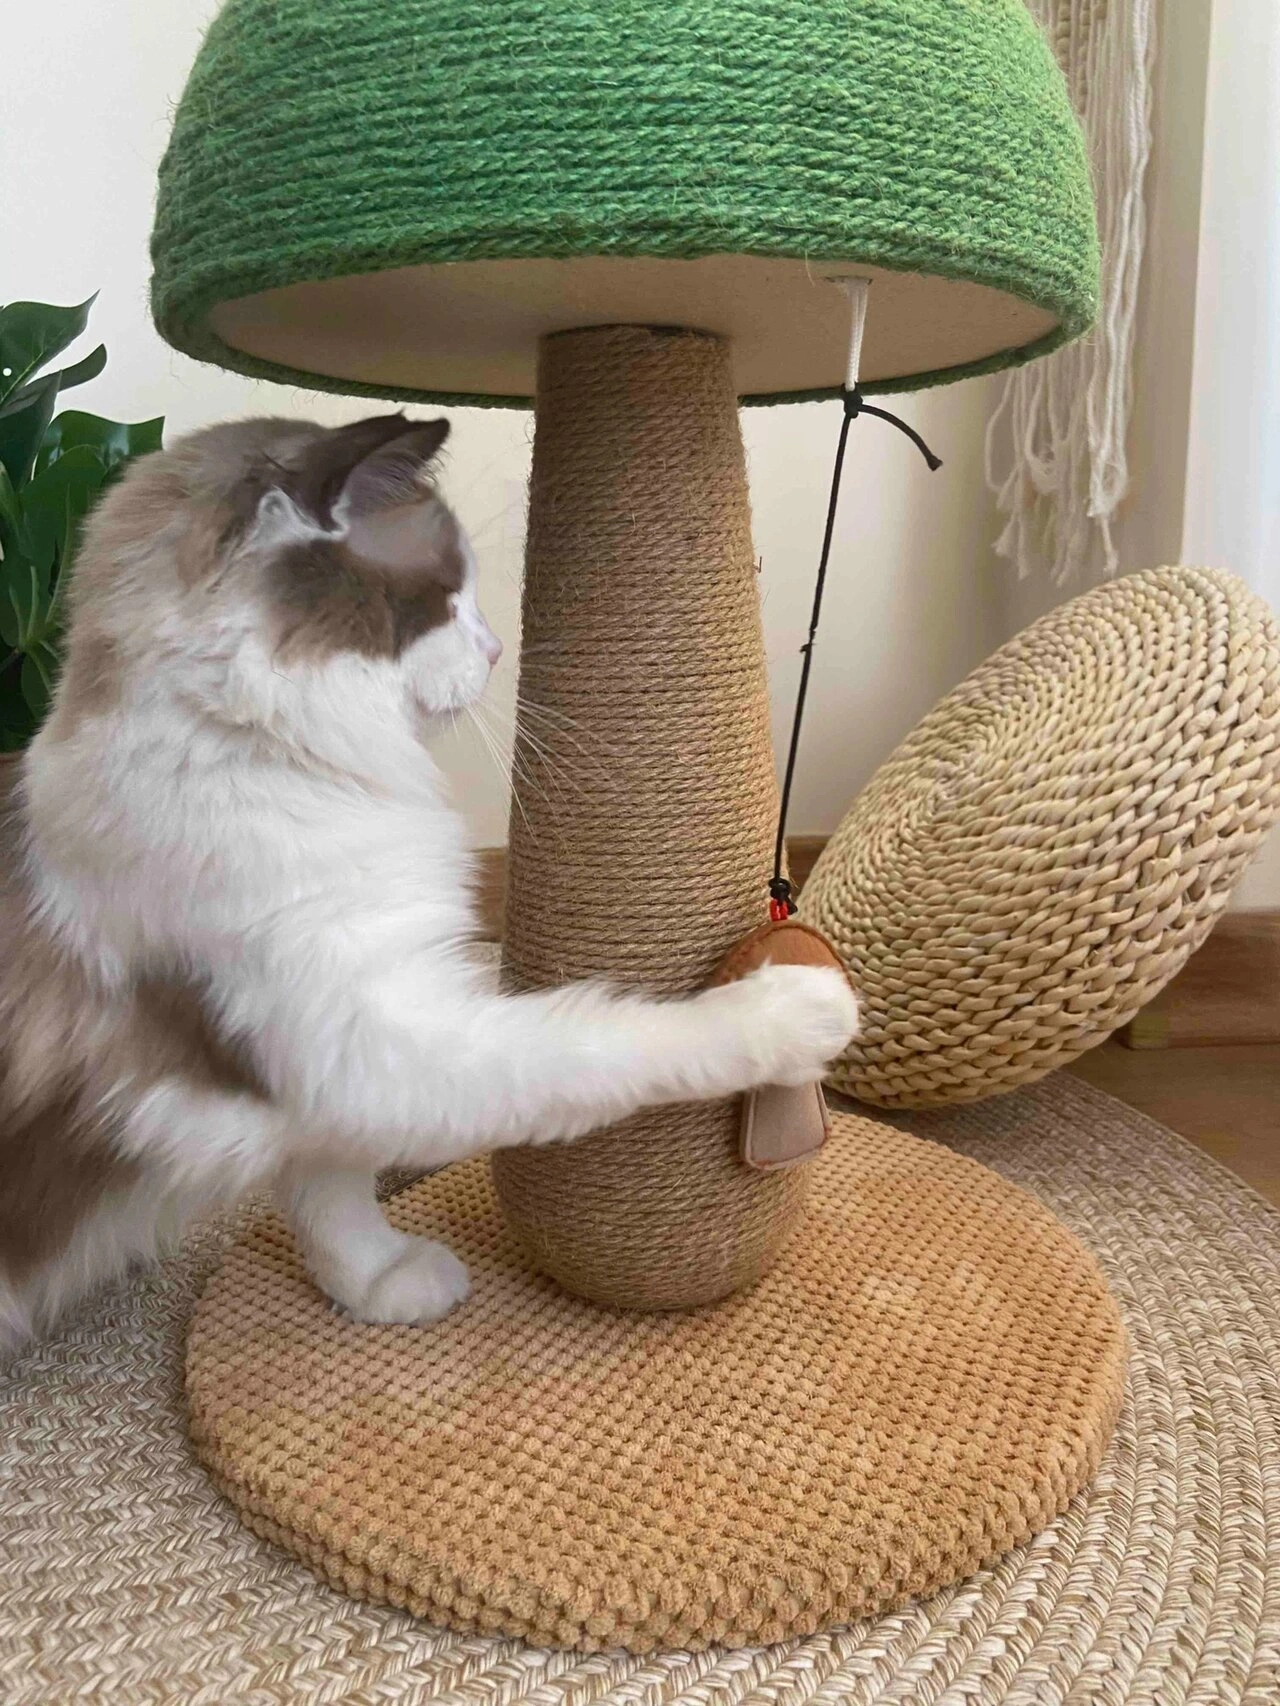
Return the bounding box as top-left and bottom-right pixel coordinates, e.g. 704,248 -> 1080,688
1068,1041 -> 1280,1207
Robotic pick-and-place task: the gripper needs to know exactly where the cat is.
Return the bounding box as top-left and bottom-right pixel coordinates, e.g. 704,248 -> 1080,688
0,413 -> 858,1355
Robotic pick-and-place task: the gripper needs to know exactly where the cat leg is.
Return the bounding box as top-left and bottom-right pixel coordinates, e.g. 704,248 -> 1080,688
127,1084 -> 469,1327
278,1162 -> 470,1325
1,1081 -> 280,1359
244,958 -> 858,1172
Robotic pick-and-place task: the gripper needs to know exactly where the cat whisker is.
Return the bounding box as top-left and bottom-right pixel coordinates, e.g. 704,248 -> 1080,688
464,706 -> 538,843
513,705 -> 619,787
470,703 -> 568,830
517,697 -> 615,748
471,704 -> 576,856
484,702 -> 591,798
517,697 -> 612,747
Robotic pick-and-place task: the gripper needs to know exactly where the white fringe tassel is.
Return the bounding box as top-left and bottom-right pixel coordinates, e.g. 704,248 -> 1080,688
986,0 -> 1157,584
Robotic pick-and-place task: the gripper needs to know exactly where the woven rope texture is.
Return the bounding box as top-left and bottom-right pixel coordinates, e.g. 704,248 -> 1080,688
802,567 -> 1280,1108
150,0 -> 1097,402
492,327 -> 804,1309
4,1075 -> 1277,1703
186,1110 -> 1124,1652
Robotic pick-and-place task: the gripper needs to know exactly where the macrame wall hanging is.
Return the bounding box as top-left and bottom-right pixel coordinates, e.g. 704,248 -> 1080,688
986,0 -> 1157,584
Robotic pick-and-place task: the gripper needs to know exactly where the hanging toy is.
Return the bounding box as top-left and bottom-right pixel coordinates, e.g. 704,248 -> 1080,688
708,916 -> 847,1169
715,278 -> 942,1172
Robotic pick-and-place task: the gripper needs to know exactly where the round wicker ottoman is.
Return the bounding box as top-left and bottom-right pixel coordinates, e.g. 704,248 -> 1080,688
803,566 -> 1280,1108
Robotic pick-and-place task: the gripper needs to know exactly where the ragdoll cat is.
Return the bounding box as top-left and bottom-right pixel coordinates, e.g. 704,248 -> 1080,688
0,413 -> 858,1353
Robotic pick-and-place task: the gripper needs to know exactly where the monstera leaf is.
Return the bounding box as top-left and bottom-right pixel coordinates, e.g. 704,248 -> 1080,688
35,409 -> 163,479
0,298 -> 163,750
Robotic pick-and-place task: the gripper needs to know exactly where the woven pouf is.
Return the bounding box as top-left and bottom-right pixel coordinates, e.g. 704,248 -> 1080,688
185,1110 -> 1125,1653
803,567 -> 1280,1109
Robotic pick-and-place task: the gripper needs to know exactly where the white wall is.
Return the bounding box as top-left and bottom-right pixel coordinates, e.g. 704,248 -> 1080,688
4,0 -> 1006,849
1183,0 -> 1280,603
1183,0 -> 1280,907
999,0 -> 1280,908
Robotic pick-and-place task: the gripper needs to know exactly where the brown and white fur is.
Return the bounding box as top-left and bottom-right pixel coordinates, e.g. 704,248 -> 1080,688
0,414 -> 857,1355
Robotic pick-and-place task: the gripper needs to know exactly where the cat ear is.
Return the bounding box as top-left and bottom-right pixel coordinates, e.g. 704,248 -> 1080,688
283,415 -> 450,524
340,419 -> 451,517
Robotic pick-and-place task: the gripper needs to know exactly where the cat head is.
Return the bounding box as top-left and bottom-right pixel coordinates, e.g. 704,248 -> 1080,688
51,413 -> 501,753
229,412 -> 501,718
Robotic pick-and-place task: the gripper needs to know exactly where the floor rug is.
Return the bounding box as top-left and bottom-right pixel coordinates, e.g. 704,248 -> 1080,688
2,1075 -> 1277,1703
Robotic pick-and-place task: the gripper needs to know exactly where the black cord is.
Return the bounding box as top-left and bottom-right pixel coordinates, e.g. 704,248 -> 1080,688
851,392 -> 944,472
769,386 -> 941,917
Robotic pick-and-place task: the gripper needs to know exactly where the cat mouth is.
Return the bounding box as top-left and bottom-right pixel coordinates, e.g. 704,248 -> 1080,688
409,686 -> 474,731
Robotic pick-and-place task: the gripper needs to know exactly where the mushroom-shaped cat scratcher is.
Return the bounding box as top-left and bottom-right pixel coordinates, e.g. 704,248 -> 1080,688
152,0 -> 1097,1311
159,0 -> 1130,1649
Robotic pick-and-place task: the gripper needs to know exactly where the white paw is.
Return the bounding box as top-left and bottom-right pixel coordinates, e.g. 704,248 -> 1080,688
738,964 -> 860,1087
344,1237 -> 471,1326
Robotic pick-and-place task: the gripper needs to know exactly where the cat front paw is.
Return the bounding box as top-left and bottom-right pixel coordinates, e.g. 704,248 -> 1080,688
738,964 -> 860,1087
344,1237 -> 471,1326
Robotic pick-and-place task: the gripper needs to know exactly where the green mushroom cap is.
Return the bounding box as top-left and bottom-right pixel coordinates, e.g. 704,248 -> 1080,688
151,0 -> 1097,406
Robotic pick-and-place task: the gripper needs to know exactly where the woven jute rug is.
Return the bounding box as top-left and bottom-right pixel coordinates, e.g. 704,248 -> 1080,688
3,1075 -> 1278,1703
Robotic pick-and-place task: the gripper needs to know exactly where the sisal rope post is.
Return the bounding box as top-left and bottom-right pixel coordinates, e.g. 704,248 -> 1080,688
491,326 -> 809,1310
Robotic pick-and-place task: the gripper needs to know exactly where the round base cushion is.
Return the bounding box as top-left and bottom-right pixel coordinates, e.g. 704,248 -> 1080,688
802,567 -> 1280,1108
185,1112 -> 1124,1653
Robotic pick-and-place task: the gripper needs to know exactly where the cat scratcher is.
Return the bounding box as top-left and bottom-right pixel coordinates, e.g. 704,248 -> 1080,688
153,0 -> 1121,1644
152,0 -> 1097,1310
185,1110 -> 1125,1652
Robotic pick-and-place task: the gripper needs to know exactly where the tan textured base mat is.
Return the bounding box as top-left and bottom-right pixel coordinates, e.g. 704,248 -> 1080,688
184,1111 -> 1125,1652
5,1076 -> 1279,1705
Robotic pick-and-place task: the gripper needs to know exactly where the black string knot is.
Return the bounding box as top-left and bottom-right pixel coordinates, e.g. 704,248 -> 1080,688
843,387 -> 942,470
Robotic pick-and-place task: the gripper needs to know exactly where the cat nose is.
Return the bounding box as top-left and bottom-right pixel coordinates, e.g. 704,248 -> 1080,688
479,625 -> 503,668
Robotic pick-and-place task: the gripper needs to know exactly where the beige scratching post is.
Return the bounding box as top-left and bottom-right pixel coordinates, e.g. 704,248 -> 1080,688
494,327 -> 806,1308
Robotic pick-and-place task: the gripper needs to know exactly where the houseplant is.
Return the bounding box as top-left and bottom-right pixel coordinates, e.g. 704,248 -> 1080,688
0,297 -> 162,749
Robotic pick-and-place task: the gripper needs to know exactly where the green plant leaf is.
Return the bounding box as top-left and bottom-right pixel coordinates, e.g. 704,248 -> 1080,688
4,345 -> 108,414
0,373 -> 60,488
35,342 -> 108,400
49,341 -> 107,393
21,445 -> 108,582
0,296 -> 163,751
0,297 -> 97,407
0,549 -> 44,650
0,656 -> 36,751
21,642 -> 59,727
0,462 -> 19,550
37,410 -> 164,478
